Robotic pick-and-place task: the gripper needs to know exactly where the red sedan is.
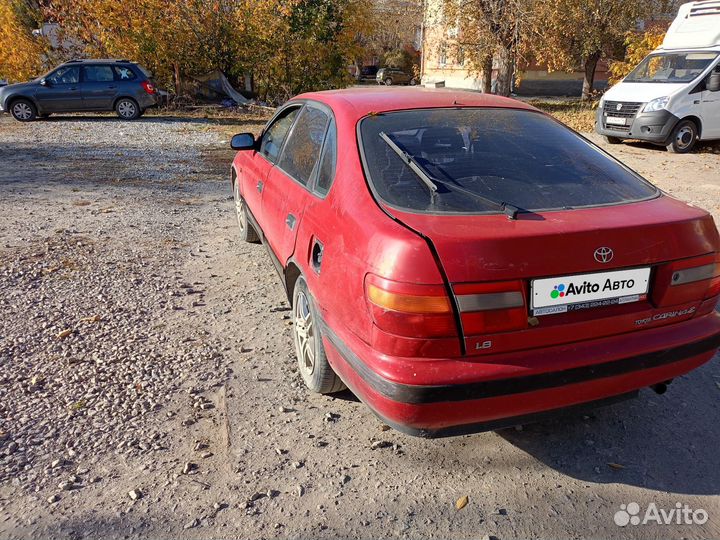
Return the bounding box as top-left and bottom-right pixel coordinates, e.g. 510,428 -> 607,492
230,88 -> 720,437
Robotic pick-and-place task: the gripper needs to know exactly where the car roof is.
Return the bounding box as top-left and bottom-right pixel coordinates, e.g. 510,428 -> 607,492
62,59 -> 135,65
292,87 -> 538,120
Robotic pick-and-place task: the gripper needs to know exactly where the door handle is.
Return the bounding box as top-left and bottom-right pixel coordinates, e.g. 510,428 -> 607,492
256,181 -> 263,193
107,85 -> 117,89
285,214 -> 296,230
69,87 -> 78,91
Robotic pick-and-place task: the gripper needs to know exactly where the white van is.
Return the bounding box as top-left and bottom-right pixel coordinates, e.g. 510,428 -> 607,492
596,1 -> 720,153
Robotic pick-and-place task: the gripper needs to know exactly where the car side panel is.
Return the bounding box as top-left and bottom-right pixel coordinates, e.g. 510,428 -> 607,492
235,151 -> 273,233
291,102 -> 449,350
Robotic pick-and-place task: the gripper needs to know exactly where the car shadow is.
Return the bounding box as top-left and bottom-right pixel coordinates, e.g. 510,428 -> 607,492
489,356 -> 720,496
39,114 -> 254,126
621,138 -> 720,154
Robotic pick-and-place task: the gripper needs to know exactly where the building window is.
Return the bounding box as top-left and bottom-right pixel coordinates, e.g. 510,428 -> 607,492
457,46 -> 465,66
438,44 -> 447,66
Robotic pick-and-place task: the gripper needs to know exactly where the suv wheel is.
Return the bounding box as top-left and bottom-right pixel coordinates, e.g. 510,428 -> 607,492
115,98 -> 140,120
10,99 -> 36,122
292,277 -> 346,394
666,120 -> 698,154
384,78 -> 393,86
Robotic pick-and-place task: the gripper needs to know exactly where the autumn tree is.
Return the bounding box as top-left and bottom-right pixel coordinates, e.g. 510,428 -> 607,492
531,0 -> 652,100
608,28 -> 666,84
0,0 -> 49,82
442,0 -> 533,96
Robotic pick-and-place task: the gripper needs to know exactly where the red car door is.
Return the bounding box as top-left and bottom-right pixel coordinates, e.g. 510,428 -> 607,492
261,103 -> 332,267
240,105 -> 302,232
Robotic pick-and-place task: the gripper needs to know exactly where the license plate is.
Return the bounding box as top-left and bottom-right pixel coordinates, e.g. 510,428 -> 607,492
531,267 -> 651,316
605,116 -> 627,126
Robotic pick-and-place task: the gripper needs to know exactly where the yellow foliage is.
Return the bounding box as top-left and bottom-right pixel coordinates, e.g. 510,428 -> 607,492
0,0 -> 48,82
608,30 -> 666,85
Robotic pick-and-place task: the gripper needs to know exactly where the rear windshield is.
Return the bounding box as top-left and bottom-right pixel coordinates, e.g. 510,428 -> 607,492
359,108 -> 658,214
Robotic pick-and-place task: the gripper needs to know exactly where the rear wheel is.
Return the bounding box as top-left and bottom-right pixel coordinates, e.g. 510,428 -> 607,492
666,119 -> 698,153
293,277 -> 346,394
233,181 -> 260,243
384,78 -> 393,86
115,98 -> 140,120
10,99 -> 36,122
603,135 -> 623,145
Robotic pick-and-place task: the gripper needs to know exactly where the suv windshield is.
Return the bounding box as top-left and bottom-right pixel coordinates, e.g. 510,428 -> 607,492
359,108 -> 658,214
625,52 -> 718,83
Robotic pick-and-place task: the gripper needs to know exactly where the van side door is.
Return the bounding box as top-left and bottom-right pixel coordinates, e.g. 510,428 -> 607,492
700,64 -> 720,139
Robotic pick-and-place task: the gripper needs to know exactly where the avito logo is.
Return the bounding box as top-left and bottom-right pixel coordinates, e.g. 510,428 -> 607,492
550,284 -> 566,299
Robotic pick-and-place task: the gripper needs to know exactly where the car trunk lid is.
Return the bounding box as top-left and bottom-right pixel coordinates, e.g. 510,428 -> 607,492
386,195 -> 720,355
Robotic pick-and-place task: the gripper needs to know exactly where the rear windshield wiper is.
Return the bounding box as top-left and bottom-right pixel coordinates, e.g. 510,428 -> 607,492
378,131 -> 522,219
379,131 -> 439,201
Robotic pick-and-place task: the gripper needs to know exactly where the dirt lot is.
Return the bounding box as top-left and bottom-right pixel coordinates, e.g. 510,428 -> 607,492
0,112 -> 719,540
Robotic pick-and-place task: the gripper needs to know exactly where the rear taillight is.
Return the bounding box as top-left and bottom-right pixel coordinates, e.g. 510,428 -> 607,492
453,280 -> 527,334
365,274 -> 457,338
652,253 -> 720,306
141,81 -> 156,95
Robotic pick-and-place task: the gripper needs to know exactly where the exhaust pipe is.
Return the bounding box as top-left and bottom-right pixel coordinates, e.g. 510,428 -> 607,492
651,379 -> 673,395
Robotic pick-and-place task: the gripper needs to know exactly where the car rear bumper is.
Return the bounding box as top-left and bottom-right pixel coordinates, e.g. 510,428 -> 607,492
321,311 -> 720,437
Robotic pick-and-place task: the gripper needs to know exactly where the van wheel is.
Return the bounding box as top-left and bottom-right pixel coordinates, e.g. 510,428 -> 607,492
384,78 -> 393,86
293,277 -> 346,394
603,135 -> 623,144
233,181 -> 260,243
666,120 -> 698,153
10,99 -> 37,122
115,98 -> 140,120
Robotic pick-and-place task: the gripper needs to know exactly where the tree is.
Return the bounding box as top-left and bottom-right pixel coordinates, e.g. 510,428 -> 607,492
608,29 -> 666,85
531,0 -> 651,100
0,0 -> 49,82
442,0 -> 533,96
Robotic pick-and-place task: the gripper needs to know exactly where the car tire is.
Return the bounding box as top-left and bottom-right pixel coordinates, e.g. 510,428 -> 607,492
409,78 -> 418,86
666,119 -> 698,154
10,99 -> 37,122
384,78 -> 393,86
115,98 -> 141,120
233,181 -> 260,243
292,276 -> 346,394
603,135 -> 623,145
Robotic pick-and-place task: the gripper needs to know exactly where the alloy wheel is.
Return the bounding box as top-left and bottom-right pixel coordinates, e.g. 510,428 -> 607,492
234,183 -> 246,235
294,291 -> 316,377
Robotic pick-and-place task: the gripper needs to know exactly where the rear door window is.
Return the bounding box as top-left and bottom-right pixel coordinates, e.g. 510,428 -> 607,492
260,106 -> 301,163
277,105 -> 330,185
82,66 -> 114,82
359,108 -> 658,214
314,120 -> 336,196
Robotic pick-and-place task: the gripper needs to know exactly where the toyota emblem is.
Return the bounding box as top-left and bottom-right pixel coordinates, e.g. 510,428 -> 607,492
594,247 -> 614,264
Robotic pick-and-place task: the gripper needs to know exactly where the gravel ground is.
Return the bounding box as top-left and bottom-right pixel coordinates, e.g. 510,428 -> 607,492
0,113 -> 719,540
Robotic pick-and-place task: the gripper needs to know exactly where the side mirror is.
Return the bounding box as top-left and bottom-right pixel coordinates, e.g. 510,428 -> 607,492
230,133 -> 256,150
39,78 -> 48,86
707,70 -> 720,92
